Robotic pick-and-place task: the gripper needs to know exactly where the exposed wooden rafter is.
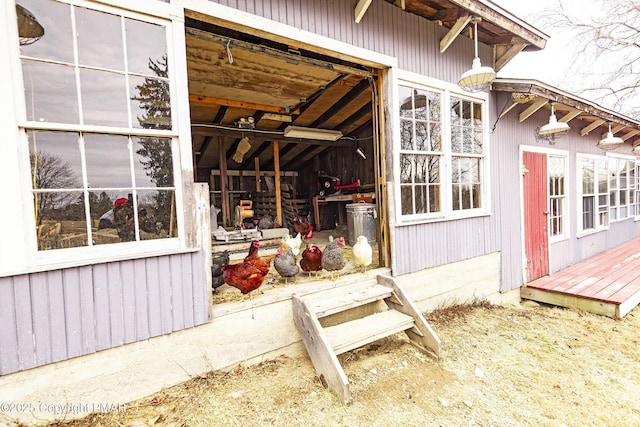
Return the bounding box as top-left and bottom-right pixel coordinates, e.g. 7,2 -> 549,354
189,95 -> 294,115
354,0 -> 373,23
558,108 -> 581,123
519,98 -> 548,122
580,119 -> 605,136
622,129 -> 640,141
440,14 -> 470,53
493,43 -> 525,71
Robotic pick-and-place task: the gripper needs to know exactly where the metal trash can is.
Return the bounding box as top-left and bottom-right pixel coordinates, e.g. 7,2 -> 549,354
346,202 -> 376,246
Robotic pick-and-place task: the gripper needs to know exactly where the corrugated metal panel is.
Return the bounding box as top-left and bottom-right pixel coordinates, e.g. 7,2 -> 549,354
0,251 -> 208,375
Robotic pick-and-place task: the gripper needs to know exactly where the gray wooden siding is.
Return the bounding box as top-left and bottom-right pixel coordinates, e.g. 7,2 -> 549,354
205,0 -> 484,82
0,251 -> 209,375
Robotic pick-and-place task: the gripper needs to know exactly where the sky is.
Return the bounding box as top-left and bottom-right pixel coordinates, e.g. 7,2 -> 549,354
489,0 -> 639,116
492,0 -> 574,85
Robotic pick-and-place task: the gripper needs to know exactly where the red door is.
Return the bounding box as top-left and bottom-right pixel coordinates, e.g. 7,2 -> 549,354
523,152 -> 549,281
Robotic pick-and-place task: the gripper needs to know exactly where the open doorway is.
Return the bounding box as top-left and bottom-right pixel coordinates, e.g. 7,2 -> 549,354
183,13 -> 388,296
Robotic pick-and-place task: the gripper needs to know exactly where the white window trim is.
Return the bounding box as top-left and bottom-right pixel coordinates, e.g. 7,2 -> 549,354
392,70 -> 490,226
1,0 -> 191,275
576,153 -> 609,238
606,153 -> 636,223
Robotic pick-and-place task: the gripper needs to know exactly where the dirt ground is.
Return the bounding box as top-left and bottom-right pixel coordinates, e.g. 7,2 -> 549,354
34,300 -> 639,427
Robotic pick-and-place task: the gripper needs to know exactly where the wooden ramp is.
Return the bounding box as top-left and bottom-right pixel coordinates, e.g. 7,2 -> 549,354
292,274 -> 441,403
522,237 -> 640,318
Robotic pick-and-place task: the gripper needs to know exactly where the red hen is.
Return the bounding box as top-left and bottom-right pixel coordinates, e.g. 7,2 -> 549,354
300,244 -> 323,277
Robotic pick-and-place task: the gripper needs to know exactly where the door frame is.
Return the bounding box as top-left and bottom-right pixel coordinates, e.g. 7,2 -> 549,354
519,145 -> 569,283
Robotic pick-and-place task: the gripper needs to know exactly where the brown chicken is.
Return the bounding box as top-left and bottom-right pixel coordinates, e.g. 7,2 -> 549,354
221,240 -> 274,295
300,244 -> 323,277
293,215 -> 313,239
244,240 -> 275,275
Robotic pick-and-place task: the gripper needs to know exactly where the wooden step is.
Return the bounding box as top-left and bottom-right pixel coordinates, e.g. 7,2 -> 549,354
324,310 -> 415,355
300,281 -> 392,318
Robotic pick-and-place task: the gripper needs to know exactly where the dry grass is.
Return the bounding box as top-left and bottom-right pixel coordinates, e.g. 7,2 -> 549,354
33,302 -> 640,427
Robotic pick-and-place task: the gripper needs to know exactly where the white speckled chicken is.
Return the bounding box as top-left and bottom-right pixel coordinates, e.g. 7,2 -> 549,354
274,242 -> 299,284
322,236 -> 346,280
352,235 -> 372,274
283,232 -> 302,257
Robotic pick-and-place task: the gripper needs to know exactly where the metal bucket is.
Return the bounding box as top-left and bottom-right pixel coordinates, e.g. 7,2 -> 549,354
346,202 -> 377,246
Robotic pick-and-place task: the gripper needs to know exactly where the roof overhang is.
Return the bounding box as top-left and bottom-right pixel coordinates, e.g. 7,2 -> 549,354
492,78 -> 640,146
365,0 -> 549,71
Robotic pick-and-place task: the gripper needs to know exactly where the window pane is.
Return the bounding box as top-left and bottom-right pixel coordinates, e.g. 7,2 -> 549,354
84,134 -> 132,188
415,121 -> 429,151
415,155 -> 427,184
429,185 -> 440,212
18,0 -> 74,62
400,119 -> 413,150
136,189 -> 175,239
430,123 -> 442,151
133,136 -> 174,188
399,85 -> 413,118
401,186 -> 413,215
400,154 -> 412,184
130,74 -> 171,130
80,68 -> 129,127
35,190 -> 88,250
125,18 -> 167,75
76,7 -> 124,70
22,60 -> 79,123
583,196 -> 594,229
29,130 -> 82,190
415,185 -> 428,214
428,92 -> 441,122
414,89 -> 429,120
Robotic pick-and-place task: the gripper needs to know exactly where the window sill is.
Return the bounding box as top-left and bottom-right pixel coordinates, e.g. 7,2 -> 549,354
576,228 -> 608,239
0,245 -> 201,278
395,211 -> 491,227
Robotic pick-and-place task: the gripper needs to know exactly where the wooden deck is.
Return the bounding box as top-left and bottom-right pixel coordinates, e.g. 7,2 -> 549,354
521,237 -> 640,318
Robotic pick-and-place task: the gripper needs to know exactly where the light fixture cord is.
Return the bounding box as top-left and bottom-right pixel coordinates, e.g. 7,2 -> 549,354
474,19 -> 479,59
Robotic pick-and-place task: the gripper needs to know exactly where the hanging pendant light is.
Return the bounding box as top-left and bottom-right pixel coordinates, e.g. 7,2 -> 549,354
458,17 -> 496,92
537,102 -> 570,138
598,122 -> 624,147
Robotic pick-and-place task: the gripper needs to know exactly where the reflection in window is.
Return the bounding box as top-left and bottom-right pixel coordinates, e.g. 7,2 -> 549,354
18,0 -> 171,130
18,1 -> 176,251
399,85 -> 442,216
28,130 -> 176,250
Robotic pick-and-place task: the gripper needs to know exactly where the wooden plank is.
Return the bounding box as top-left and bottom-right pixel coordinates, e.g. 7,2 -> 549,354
558,108 -> 581,123
378,275 -> 441,358
146,257 -> 163,337
324,310 -> 414,355
170,255 -> 185,331
519,98 -> 548,122
158,258 -> 174,335
106,263 -> 125,347
439,14 -> 470,53
31,274 -> 52,364
132,259 -> 150,339
0,277 -> 18,374
292,296 -> 352,403
521,287 -> 617,318
274,140 -> 282,227
354,0 -> 372,23
120,260 -> 137,344
302,282 -> 392,318
189,94 -> 289,115
78,266 -> 96,354
13,275 -> 36,371
580,118 -> 605,136
62,269 -> 83,358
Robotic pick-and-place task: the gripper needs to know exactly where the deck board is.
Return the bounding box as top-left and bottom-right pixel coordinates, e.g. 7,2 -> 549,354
524,237 -> 640,317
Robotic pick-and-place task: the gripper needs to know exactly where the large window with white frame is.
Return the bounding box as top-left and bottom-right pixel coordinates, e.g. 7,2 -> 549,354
578,155 -> 609,233
16,0 -> 179,252
397,78 -> 487,222
608,156 -> 636,221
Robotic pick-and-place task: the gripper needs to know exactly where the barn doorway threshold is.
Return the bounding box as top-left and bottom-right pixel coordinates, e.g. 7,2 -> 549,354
521,237 -> 640,318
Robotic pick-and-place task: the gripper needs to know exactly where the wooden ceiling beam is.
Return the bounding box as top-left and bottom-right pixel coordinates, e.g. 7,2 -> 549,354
310,79 -> 371,128
558,108 -> 581,123
494,43 -> 525,71
440,14 -> 470,53
189,94 -> 293,115
432,8 -> 459,22
519,98 -> 548,122
621,129 -> 640,141
580,118 -> 605,136
354,0 -> 373,23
